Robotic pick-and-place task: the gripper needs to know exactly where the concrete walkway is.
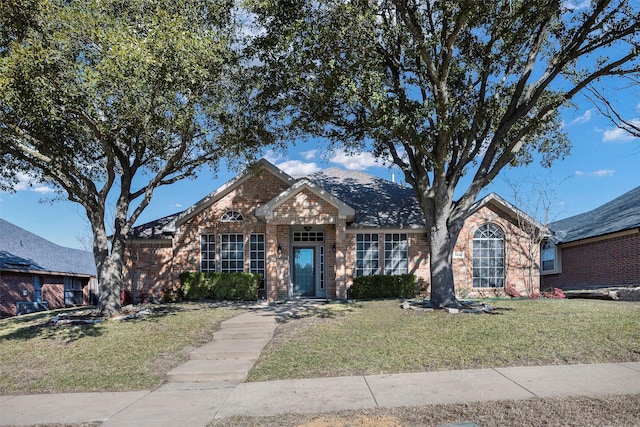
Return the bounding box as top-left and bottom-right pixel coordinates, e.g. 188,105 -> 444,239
2,305 -> 640,426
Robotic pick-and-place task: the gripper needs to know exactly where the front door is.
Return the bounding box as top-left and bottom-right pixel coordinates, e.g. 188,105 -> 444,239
293,247 -> 315,296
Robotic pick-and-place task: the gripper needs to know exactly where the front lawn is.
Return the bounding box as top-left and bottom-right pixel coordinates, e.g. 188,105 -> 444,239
0,303 -> 242,394
248,298 -> 640,381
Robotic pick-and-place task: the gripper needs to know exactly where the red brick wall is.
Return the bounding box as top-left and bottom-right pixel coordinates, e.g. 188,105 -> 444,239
0,272 -> 31,317
0,273 -> 85,317
453,206 -> 540,298
123,167 -> 542,301
542,232 -> 640,290
124,169 -> 291,299
124,241 -> 173,300
343,231 -> 430,293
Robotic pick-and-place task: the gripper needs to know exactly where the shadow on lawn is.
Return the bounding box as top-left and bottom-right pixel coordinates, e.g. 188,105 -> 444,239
0,302 -> 226,344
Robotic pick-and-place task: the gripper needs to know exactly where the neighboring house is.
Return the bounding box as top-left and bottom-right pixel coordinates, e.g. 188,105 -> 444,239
125,159 -> 541,301
542,185 -> 640,291
0,219 -> 98,317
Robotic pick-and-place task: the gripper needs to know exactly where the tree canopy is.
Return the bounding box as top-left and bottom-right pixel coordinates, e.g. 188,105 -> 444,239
0,0 -> 270,314
247,0 -> 640,306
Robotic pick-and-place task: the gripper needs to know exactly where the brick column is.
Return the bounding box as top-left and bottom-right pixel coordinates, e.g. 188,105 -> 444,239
266,223 -> 279,301
334,218 -> 347,299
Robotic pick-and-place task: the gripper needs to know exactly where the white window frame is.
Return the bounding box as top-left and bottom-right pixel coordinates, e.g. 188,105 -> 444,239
472,223 -> 505,288
540,240 -> 562,275
383,233 -> 408,275
200,234 -> 216,272
220,234 -> 245,272
355,233 -> 380,277
220,210 -> 244,222
250,234 -> 266,290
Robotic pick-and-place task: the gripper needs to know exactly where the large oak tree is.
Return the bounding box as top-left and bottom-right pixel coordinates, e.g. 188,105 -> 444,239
0,0 -> 271,315
248,0 -> 640,307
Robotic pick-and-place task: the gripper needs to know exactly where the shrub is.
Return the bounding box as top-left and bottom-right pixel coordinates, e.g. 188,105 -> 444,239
542,287 -> 567,299
178,272 -> 260,301
505,284 -> 520,298
349,274 -> 417,299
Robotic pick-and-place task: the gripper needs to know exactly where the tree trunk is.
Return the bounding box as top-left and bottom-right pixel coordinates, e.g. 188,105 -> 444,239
95,253 -> 123,316
427,213 -> 461,308
91,217 -> 126,317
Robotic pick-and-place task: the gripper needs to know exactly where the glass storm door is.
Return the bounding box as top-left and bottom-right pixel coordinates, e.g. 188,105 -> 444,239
293,247 -> 315,296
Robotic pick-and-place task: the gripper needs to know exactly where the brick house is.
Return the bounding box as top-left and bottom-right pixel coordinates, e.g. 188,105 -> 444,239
125,159 -> 541,301
542,185 -> 640,291
0,219 -> 98,317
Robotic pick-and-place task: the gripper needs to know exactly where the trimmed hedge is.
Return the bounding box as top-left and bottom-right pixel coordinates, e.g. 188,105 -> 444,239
178,272 -> 260,301
349,274 -> 417,299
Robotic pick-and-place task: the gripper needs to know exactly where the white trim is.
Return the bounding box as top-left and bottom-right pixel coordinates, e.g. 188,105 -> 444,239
172,159 -> 295,230
255,179 -> 356,221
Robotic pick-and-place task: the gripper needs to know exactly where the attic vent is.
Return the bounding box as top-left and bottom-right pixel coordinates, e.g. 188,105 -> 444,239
220,210 -> 244,222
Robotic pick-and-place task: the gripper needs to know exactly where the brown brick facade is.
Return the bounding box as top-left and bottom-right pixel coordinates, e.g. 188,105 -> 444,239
123,166 -> 540,301
541,231 -> 640,290
454,205 -> 540,298
0,272 -> 91,317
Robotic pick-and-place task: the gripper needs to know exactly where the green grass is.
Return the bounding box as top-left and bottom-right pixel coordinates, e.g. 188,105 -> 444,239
0,303 -> 243,394
2,299 -> 638,395
248,299 -> 640,381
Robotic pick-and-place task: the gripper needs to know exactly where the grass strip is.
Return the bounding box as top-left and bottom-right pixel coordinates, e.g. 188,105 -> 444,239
0,303 -> 242,394
248,299 -> 640,381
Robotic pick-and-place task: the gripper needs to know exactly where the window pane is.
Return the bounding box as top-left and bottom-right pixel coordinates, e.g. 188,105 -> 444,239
472,224 -> 504,288
200,234 -> 216,272
250,234 -> 265,289
355,234 -> 380,276
384,233 -> 408,276
221,234 -> 244,272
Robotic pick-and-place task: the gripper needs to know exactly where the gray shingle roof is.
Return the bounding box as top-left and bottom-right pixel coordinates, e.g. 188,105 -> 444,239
549,185 -> 640,244
308,168 -> 425,228
0,219 -> 96,276
129,212 -> 181,239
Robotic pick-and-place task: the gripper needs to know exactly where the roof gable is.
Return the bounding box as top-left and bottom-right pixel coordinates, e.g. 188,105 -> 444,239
308,168 -> 425,228
130,159 -> 295,238
255,179 -> 356,220
469,193 -> 544,232
0,219 -> 96,276
549,185 -> 640,244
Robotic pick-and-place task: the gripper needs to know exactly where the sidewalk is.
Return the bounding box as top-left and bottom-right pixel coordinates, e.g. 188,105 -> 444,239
2,305 -> 639,426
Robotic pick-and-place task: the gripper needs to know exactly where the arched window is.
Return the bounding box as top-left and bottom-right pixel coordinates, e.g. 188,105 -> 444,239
472,223 -> 505,288
220,210 -> 243,222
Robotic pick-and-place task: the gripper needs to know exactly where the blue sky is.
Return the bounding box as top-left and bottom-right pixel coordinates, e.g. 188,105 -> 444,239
1,93 -> 639,251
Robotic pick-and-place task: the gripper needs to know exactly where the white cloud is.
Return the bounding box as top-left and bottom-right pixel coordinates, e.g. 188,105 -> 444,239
300,149 -> 318,160
329,149 -> 380,170
33,185 -> 55,194
602,120 -> 640,143
575,169 -> 614,177
563,0 -> 591,10
276,160 -> 321,177
570,108 -> 595,125
263,149 -> 283,164
12,172 -> 55,193
589,169 -> 615,177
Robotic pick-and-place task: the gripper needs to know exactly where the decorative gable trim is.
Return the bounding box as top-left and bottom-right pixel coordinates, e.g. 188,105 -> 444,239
469,193 -> 546,235
255,179 -> 356,221
167,159 -> 295,231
